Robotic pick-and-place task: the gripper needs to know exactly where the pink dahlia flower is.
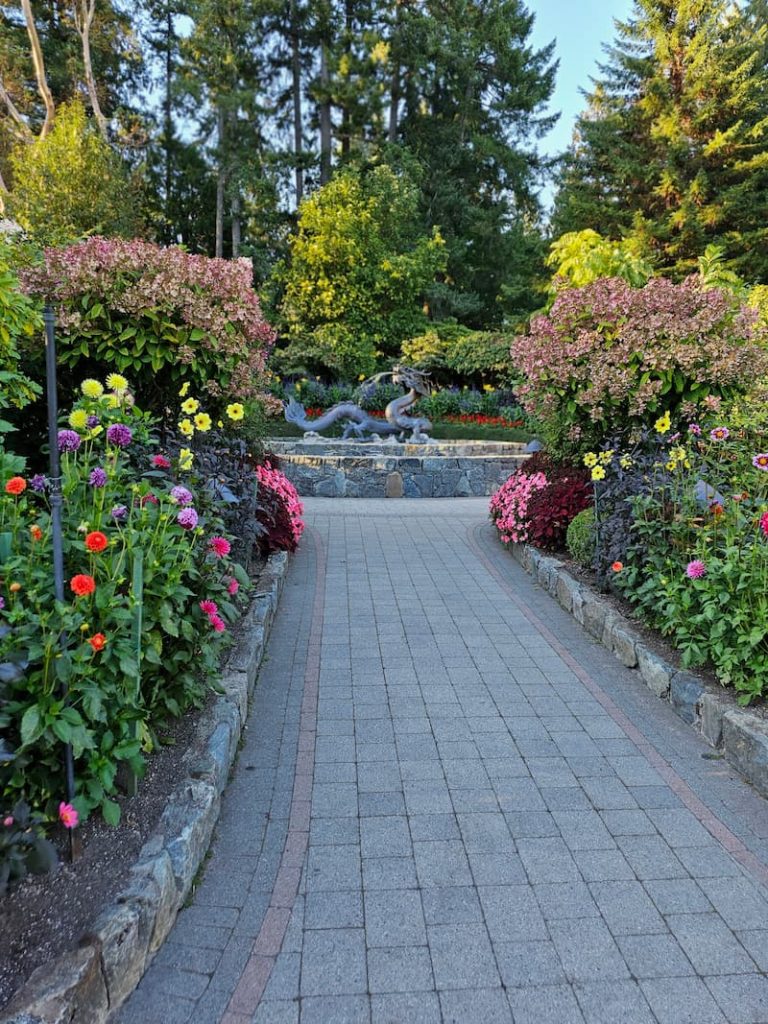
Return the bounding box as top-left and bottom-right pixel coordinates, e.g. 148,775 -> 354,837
686,559 -> 707,579
209,536 -> 231,558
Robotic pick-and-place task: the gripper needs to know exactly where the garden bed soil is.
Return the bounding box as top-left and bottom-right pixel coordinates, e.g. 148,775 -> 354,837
0,707 -> 199,1010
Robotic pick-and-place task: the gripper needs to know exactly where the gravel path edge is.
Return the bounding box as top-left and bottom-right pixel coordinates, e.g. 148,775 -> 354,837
1,549 -> 291,1024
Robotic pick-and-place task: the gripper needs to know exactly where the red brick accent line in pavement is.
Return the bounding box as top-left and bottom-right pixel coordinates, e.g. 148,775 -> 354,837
470,523 -> 768,892
220,527 -> 326,1024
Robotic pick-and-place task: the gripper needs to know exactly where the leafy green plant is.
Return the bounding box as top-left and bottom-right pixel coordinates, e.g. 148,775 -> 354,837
0,801 -> 58,896
566,507 -> 596,567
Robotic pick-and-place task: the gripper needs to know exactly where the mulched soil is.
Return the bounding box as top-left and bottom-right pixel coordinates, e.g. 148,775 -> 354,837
0,705 -> 201,1009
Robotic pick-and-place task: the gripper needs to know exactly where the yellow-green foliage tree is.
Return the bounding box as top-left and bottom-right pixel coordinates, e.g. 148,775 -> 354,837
546,230 -> 654,296
7,100 -> 142,247
276,164 -> 446,379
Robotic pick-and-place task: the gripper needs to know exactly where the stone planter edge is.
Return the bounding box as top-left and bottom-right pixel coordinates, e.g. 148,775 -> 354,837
508,542 -> 768,800
1,549 -> 290,1024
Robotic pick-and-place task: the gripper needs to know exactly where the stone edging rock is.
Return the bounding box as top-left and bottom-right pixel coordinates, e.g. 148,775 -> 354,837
1,550 -> 290,1024
510,543 -> 768,801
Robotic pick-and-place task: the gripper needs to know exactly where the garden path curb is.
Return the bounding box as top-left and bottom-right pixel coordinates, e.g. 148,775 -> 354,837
509,543 -> 768,801
1,550 -> 290,1024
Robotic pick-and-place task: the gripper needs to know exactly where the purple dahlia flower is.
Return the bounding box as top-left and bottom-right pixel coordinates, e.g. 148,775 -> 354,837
111,504 -> 128,521
57,429 -> 81,453
106,423 -> 133,448
89,467 -> 108,488
169,485 -> 194,506
30,474 -> 47,492
177,507 -> 198,530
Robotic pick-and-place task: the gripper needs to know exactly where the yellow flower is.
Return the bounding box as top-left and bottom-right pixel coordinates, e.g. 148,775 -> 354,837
654,412 -> 671,434
181,397 -> 199,415
666,459 -> 677,472
81,378 -> 104,399
226,403 -> 245,421
274,375 -> 281,382
619,454 -> 633,469
591,465 -> 606,481
106,373 -> 128,394
69,409 -> 89,430
80,622 -> 90,632
358,374 -> 366,381
194,412 -> 212,432
178,418 -> 195,437
583,452 -> 598,468
599,449 -> 614,465
103,394 -> 120,409
179,382 -> 191,398
89,425 -> 104,439
179,448 -> 194,470
483,384 -> 495,392
671,446 -> 687,462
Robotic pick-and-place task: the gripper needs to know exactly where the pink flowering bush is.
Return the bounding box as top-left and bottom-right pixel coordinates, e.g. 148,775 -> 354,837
22,238 -> 276,413
490,464 -> 548,544
512,277 -> 768,456
255,461 -> 305,553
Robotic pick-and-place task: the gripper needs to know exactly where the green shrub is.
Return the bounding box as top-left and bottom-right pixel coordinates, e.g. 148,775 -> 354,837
7,99 -> 143,247
566,507 -> 596,567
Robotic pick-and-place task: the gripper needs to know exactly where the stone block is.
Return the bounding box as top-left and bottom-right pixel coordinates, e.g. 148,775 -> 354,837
637,647 -> 673,699
723,710 -> 768,799
219,669 -> 249,724
670,672 -> 705,725
582,594 -> 609,641
699,691 -> 725,748
128,847 -> 180,953
91,900 -> 150,1009
160,779 -> 220,899
455,474 -> 474,497
603,615 -> 638,669
384,471 -> 403,498
556,572 -> 581,614
2,945 -> 107,1024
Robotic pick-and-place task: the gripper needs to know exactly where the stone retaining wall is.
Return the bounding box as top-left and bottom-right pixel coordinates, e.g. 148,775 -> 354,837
1,551 -> 290,1024
510,543 -> 768,801
268,439 -> 528,498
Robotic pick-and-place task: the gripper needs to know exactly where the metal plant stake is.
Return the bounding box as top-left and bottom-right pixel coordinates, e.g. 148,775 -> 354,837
44,306 -> 81,860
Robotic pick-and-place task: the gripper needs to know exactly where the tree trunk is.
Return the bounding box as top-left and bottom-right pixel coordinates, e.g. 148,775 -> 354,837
215,106 -> 226,258
0,76 -> 33,142
164,6 -> 173,226
340,0 -> 352,157
387,2 -> 402,144
231,191 -> 241,257
319,37 -> 332,183
74,0 -> 109,140
20,0 -> 55,138
290,0 -> 304,206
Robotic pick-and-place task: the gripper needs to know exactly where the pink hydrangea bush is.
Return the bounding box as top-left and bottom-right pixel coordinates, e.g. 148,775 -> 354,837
22,238 -> 276,408
512,277 -> 768,455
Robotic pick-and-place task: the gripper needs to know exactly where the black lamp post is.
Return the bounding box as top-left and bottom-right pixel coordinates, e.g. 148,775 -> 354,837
43,306 -> 80,860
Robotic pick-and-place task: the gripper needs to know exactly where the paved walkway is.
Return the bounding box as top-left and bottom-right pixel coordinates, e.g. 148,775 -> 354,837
117,498 -> 768,1024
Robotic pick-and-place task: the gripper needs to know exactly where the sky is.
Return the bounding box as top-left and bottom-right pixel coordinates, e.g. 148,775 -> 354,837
528,0 -> 636,203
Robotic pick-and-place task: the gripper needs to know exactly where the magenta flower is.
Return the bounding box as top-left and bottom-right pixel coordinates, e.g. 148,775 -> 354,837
177,507 -> 198,530
752,454 -> 768,472
199,599 -> 218,616
209,536 -> 231,558
710,427 -> 730,442
688,423 -> 702,436
152,454 -> 171,469
57,429 -> 81,453
106,423 -> 133,448
227,577 -> 239,596
761,512 -> 768,537
3,816 -> 13,827
170,485 -> 194,506
686,559 -> 707,579
59,802 -> 79,829
209,614 -> 226,633
89,467 -> 107,488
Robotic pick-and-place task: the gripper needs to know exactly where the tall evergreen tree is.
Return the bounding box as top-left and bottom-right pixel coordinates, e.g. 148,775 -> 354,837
553,0 -> 768,280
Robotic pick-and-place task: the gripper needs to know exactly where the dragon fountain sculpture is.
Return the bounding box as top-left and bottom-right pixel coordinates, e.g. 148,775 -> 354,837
283,365 -> 434,442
